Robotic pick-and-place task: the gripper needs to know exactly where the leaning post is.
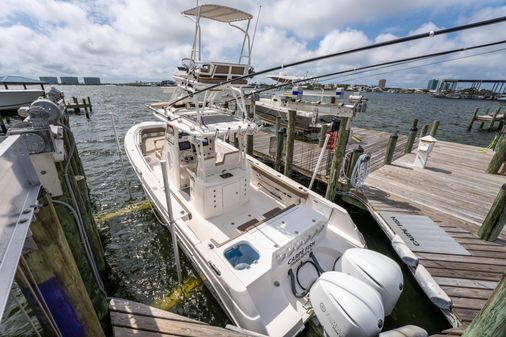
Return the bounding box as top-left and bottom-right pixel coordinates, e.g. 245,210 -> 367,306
461,275 -> 505,337
82,98 -> 90,119
487,126 -> 506,174
246,99 -> 255,156
72,96 -> 80,114
284,110 -> 296,177
405,118 -> 418,154
87,96 -> 93,112
384,132 -> 399,165
478,183 -> 506,241
274,116 -> 284,171
430,119 -> 440,137
318,124 -> 329,148
479,108 -> 491,129
467,107 -> 479,131
344,145 -> 364,192
420,124 -> 429,137
487,107 -> 501,131
325,117 -> 350,200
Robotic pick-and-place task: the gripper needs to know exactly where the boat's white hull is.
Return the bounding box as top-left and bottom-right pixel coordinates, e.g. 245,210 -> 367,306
125,122 -> 366,337
0,90 -> 44,111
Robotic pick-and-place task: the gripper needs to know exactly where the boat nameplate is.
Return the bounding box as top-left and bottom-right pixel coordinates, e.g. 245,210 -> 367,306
380,212 -> 470,255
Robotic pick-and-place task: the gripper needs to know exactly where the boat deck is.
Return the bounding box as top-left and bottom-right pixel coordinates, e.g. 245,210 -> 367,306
187,187 -> 284,246
360,141 -> 505,329
252,127 -> 408,180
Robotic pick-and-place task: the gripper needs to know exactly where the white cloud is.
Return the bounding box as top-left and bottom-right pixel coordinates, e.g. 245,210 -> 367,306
0,0 -> 505,86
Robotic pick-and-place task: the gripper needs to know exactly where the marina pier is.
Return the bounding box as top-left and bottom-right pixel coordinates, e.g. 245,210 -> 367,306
250,111 -> 505,336
3,3 -> 506,336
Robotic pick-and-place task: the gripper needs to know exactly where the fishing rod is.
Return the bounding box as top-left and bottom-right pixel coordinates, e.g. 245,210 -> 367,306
168,15 -> 506,106
249,39 -> 506,96
320,47 -> 506,84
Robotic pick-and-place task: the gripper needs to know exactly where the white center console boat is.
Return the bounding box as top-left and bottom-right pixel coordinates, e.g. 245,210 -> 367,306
125,4 -> 405,337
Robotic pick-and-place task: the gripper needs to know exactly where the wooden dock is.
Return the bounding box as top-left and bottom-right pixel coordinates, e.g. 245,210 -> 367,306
359,140 -> 505,331
65,96 -> 93,116
252,127 -> 408,180
109,298 -> 251,337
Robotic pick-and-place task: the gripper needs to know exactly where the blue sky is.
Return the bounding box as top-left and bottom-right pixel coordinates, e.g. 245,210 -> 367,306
1,0 -> 506,87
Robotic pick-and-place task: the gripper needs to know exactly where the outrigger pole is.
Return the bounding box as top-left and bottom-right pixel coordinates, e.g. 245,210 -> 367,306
250,39 -> 506,96
168,15 -> 506,106
160,160 -> 183,287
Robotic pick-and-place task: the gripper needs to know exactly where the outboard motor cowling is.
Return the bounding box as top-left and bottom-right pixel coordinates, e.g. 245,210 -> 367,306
336,248 -> 403,315
310,272 -> 384,337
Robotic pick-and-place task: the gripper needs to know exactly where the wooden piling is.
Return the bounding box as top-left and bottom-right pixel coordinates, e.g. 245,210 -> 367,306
487,107 -> 501,131
246,101 -> 254,156
274,116 -> 284,171
72,96 -> 81,114
420,124 -> 429,137
318,124 -> 329,148
478,183 -> 506,241
18,192 -> 106,337
325,117 -> 350,200
479,108 -> 491,129
467,108 -> 479,131
430,120 -> 440,137
384,132 -> 399,165
83,99 -> 90,119
345,145 -> 364,192
87,97 -> 92,112
233,132 -> 239,148
404,118 -> 418,154
52,121 -> 109,328
461,275 -> 505,337
487,126 -> 506,174
284,110 -> 296,177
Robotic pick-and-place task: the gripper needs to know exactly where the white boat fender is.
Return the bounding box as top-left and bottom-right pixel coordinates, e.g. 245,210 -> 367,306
391,234 -> 419,269
379,325 -> 428,337
414,264 -> 452,310
337,248 -> 403,316
310,271 -> 385,337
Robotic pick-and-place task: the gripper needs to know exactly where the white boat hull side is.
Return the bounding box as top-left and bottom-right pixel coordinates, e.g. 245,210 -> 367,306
0,90 -> 45,111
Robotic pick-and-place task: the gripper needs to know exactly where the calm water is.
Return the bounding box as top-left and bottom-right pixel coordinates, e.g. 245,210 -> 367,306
1,87 -> 501,336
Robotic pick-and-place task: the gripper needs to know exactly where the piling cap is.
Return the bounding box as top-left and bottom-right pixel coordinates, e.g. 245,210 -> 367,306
420,135 -> 437,143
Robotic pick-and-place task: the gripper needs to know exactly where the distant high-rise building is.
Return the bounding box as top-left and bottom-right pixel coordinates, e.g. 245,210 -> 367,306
39,76 -> 59,84
60,76 -> 79,85
378,79 -> 386,89
427,79 -> 439,91
83,77 -> 101,85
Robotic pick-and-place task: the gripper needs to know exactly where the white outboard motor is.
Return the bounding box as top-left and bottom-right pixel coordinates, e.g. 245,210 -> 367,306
310,272 -> 384,337
337,248 -> 403,316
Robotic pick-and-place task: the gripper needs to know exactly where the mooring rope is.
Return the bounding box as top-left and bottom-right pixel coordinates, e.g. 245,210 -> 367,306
12,288 -> 43,337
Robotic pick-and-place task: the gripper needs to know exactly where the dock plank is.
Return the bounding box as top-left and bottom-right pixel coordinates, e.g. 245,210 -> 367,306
357,139 -> 505,330
109,299 -> 249,337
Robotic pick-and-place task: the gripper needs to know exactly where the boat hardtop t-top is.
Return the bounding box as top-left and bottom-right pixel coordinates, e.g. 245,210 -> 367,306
125,4 -> 406,337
